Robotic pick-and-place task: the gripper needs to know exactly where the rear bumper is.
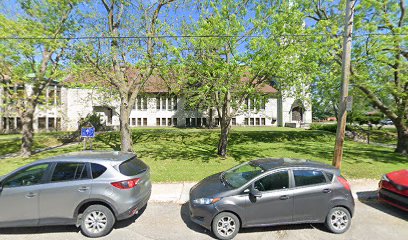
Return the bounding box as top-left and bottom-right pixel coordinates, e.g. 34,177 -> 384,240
378,188 -> 408,211
116,189 -> 151,221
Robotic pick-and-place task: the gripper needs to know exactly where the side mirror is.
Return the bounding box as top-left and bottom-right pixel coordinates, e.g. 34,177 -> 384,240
250,186 -> 262,198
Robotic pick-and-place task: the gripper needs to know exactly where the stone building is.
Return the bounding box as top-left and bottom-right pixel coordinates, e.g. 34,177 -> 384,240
0,78 -> 312,132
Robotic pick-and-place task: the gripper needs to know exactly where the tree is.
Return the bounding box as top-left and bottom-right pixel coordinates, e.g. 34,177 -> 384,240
303,0 -> 408,154
73,0 -> 174,153
0,0 -> 81,156
172,0 -> 309,157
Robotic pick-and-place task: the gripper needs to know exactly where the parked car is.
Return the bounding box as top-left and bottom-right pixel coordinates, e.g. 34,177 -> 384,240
189,158 -> 354,240
380,119 -> 394,125
0,151 -> 151,238
378,169 -> 408,211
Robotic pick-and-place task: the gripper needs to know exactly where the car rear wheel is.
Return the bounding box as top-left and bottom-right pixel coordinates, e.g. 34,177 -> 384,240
325,207 -> 351,234
212,212 -> 240,240
80,205 -> 115,238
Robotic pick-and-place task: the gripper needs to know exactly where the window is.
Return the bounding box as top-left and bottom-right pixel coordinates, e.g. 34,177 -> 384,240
250,118 -> 254,125
167,118 -> 172,126
156,118 -> 160,126
293,170 -> 327,187
161,97 -> 167,110
254,171 -> 289,192
202,118 -> 207,126
156,97 -> 160,110
119,158 -> 148,176
215,118 -> 220,126
51,162 -> 89,182
244,118 -> 248,125
173,97 -> 177,110
137,96 -> 142,110
223,162 -> 263,189
191,118 -> 196,127
143,98 -> 148,110
186,118 -> 190,127
137,118 -> 142,126
3,164 -> 49,188
197,118 -> 202,127
232,118 -> 236,126
261,118 -> 266,125
91,163 -> 107,179
143,118 -> 147,126
162,118 -> 166,126
48,117 -> 55,129
167,97 -> 172,110
132,118 -> 136,126
173,118 -> 177,126
137,97 -> 148,110
256,118 -> 260,126
260,98 -> 266,110
325,172 -> 334,182
38,117 -> 46,129
250,99 -> 255,110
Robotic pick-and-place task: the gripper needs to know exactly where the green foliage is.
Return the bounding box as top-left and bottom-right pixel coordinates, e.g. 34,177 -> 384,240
309,123 -> 355,133
78,113 -> 108,132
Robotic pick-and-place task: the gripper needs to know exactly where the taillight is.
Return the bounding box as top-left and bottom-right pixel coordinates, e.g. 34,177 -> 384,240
111,178 -> 140,189
337,176 -> 351,191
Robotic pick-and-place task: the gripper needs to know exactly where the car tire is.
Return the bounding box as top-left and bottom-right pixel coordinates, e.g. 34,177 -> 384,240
212,212 -> 240,240
80,205 -> 115,238
325,207 -> 351,234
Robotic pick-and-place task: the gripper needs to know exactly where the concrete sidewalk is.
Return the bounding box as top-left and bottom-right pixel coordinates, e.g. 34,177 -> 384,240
148,179 -> 380,204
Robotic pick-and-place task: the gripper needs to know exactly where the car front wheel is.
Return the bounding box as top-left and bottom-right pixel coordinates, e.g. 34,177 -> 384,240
325,207 -> 351,234
212,212 -> 240,240
80,205 -> 115,238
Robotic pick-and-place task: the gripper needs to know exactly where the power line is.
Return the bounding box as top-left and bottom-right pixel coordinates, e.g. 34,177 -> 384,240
0,33 -> 406,40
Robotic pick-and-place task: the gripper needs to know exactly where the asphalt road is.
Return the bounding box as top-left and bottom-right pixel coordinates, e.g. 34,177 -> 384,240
0,199 -> 407,240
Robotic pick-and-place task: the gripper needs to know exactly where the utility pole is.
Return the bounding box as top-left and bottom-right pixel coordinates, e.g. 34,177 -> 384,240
333,0 -> 355,168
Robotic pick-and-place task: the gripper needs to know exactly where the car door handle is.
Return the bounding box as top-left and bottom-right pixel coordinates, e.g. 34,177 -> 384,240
78,186 -> 90,192
323,189 -> 332,193
25,192 -> 36,198
279,195 -> 290,200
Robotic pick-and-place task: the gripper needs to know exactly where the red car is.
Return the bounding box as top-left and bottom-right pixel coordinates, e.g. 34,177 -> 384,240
378,169 -> 408,211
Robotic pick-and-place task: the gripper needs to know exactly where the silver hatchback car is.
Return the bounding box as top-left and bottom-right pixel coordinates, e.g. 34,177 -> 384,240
0,151 -> 151,238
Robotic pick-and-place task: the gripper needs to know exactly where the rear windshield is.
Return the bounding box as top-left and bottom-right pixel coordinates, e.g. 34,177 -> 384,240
119,157 -> 148,176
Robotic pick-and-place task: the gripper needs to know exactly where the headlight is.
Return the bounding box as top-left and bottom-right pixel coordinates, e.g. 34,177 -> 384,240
381,174 -> 390,182
192,197 -> 221,205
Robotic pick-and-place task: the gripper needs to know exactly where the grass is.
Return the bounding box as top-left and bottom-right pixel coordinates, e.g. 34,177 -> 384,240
0,127 -> 407,182
0,132 -> 66,156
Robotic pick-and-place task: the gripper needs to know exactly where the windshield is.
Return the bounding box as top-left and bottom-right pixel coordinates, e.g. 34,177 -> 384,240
222,162 -> 264,188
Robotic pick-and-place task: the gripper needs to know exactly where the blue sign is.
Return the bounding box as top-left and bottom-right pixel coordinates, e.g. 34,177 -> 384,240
81,127 -> 95,138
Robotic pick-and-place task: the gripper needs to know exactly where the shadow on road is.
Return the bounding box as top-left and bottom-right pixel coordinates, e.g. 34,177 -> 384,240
180,202 -> 330,238
0,204 -> 148,235
356,190 -> 408,221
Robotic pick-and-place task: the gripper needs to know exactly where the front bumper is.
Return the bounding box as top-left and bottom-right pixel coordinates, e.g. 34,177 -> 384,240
189,201 -> 219,230
378,185 -> 408,211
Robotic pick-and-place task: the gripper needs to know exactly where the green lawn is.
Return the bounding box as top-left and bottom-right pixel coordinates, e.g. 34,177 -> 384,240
0,132 -> 67,156
0,127 -> 407,182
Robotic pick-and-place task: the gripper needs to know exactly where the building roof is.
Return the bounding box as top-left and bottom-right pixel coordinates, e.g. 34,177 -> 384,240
63,70 -> 277,94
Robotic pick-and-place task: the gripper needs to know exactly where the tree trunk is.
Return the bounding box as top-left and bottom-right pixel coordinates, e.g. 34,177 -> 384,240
119,97 -> 133,153
395,125 -> 408,155
21,101 -> 35,157
208,108 -> 213,129
217,118 -> 230,157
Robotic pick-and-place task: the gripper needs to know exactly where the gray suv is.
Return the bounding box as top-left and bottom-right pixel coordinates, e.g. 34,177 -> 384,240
0,151 -> 151,238
189,158 -> 355,239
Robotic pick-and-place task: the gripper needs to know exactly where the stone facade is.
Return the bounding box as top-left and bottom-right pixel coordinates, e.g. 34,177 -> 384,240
0,85 -> 312,132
